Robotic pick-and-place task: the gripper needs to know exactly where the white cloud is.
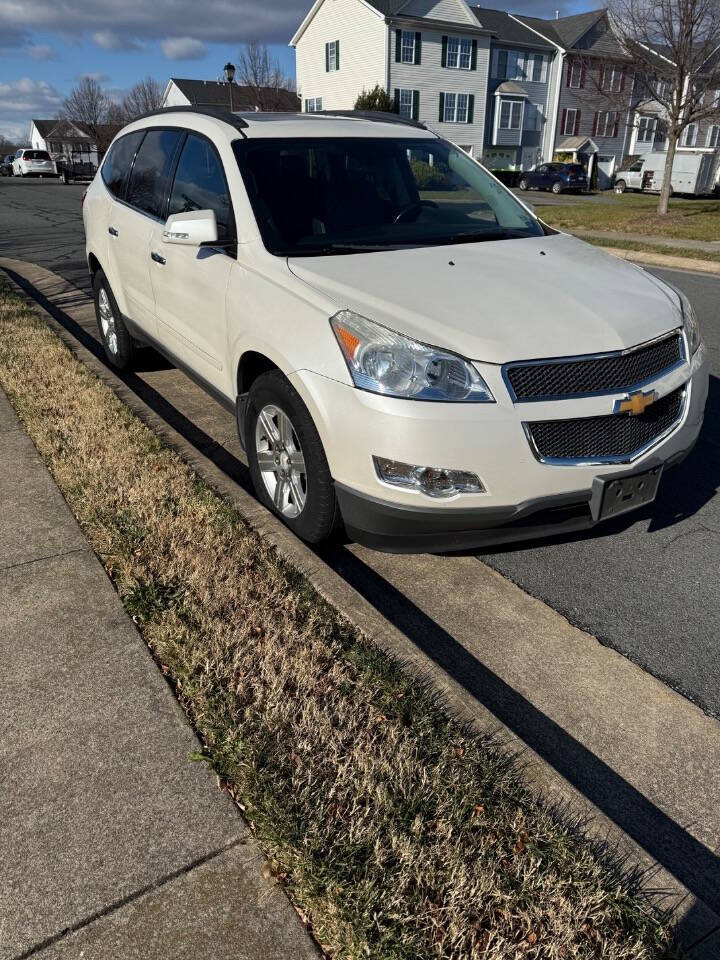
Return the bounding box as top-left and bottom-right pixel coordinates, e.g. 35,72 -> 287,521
0,76 -> 62,113
92,29 -> 143,51
161,36 -> 207,60
0,119 -> 30,143
26,42 -> 56,60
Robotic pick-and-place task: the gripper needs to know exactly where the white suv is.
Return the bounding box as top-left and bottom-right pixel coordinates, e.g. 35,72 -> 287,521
12,148 -> 57,177
83,107 -> 708,551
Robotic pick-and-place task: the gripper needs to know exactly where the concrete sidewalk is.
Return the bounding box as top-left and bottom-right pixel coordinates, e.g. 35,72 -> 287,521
0,386 -> 318,960
570,227 -> 720,253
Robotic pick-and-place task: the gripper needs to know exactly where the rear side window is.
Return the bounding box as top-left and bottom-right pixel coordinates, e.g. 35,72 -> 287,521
102,131 -> 145,199
24,150 -> 51,161
126,129 -> 183,219
168,134 -> 234,242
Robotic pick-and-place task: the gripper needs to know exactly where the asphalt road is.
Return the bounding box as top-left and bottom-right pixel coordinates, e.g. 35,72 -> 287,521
1,177 -> 719,716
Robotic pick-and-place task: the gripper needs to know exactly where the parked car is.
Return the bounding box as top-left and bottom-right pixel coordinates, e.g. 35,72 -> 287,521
518,162 -> 587,194
1,154 -> 15,176
614,151 -> 718,196
12,148 -> 57,178
83,108 -> 707,551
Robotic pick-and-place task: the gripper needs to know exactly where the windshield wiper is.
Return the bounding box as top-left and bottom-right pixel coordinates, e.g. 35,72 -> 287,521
293,242 -> 393,256
433,229 -> 532,245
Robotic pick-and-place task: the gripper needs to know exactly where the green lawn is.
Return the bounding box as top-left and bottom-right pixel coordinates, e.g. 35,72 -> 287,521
540,194 -> 720,243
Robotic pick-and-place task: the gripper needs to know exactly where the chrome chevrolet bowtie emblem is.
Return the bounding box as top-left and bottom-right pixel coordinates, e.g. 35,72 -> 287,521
614,389 -> 658,416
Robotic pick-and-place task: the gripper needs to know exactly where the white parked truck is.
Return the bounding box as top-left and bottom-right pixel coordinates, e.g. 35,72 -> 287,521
614,150 -> 719,196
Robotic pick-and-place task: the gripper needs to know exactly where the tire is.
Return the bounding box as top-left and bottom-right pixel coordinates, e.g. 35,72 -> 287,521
551,180 -> 563,194
93,270 -> 134,369
60,171 -> 68,184
614,179 -> 626,194
245,370 -> 341,544
519,178 -> 528,191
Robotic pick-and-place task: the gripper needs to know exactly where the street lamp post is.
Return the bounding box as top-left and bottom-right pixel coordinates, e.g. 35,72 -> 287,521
224,62 -> 236,112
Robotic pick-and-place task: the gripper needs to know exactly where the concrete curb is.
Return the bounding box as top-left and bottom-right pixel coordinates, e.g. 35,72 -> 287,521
593,245 -> 720,275
2,257 -> 719,958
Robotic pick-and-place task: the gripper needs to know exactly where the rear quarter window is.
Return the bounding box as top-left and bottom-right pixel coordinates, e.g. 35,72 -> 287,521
101,131 -> 145,199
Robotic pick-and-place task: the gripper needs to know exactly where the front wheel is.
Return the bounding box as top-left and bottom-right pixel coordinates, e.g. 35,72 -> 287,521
614,179 -> 627,194
59,171 -> 69,184
245,370 -> 340,544
519,178 -> 528,191
551,180 -> 563,194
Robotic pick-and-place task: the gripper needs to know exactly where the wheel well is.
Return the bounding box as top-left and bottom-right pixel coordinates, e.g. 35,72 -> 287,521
88,253 -> 101,281
237,351 -> 277,397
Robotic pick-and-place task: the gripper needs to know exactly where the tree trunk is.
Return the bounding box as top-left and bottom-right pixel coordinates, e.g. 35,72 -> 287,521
657,131 -> 678,215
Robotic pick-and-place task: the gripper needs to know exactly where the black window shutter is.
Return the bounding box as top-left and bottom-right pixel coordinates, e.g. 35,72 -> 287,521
394,88 -> 400,113
336,40 -> 339,70
325,43 -> 330,72
439,92 -> 445,121
561,108 -> 567,134
471,39 -> 478,70
412,90 -> 419,120
441,35 -> 448,68
574,110 -> 581,135
395,29 -> 402,62
467,94 -> 474,124
415,32 -> 421,64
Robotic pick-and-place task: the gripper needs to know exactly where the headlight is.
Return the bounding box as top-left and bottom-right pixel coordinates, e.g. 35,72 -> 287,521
331,310 -> 494,402
676,288 -> 701,356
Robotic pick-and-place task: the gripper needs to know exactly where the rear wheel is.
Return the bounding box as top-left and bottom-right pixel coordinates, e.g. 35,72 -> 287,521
551,180 -> 563,194
614,179 -> 627,194
93,270 -> 134,369
519,178 -> 529,191
59,170 -> 69,184
245,370 -> 340,544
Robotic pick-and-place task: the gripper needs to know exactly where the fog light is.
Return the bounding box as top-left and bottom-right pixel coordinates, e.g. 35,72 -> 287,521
373,457 -> 485,498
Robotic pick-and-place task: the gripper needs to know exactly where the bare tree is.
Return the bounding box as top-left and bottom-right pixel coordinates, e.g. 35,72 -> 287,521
60,76 -> 111,139
122,76 -> 164,119
237,41 -> 295,110
609,0 -> 720,213
0,135 -> 19,156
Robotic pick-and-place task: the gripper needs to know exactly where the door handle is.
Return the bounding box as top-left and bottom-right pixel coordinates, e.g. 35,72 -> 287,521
108,226 -> 118,237
150,251 -> 166,265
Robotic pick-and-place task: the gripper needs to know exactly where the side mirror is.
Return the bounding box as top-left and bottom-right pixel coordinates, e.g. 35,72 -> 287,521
162,209 -> 218,246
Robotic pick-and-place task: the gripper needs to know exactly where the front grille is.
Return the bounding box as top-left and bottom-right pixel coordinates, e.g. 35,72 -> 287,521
527,387 -> 685,462
507,333 -> 683,401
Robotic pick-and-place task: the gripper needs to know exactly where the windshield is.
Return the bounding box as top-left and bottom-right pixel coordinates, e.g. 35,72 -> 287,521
233,136 -> 543,256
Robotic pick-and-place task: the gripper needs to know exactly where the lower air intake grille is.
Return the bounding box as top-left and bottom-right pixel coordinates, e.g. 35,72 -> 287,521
527,387 -> 684,462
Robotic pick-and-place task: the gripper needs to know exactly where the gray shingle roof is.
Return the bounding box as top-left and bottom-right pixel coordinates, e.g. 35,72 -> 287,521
170,79 -> 298,111
513,9 -> 609,50
470,7 -> 554,47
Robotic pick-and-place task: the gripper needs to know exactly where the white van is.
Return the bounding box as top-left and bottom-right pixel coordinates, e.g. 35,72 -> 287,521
12,148 -> 57,178
82,108 -> 708,551
615,151 -> 718,196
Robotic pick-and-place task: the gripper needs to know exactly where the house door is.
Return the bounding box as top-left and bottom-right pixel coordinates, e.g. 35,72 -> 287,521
521,147 -> 539,170
597,155 -> 616,190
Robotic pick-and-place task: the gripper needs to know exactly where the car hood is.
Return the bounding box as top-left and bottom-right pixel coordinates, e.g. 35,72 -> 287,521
287,233 -> 682,365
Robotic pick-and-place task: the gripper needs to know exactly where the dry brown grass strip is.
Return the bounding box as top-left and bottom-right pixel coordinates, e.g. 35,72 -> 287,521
0,277 -> 677,960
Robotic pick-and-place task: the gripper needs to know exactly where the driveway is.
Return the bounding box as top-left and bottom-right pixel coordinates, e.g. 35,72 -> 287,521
1,176 -> 718,717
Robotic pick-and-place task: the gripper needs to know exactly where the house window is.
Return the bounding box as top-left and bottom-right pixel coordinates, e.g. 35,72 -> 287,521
561,108 -> 578,135
681,123 -> 698,146
443,92 -> 471,123
401,30 -> 416,63
601,65 -> 623,92
594,110 -> 619,137
325,40 -> 339,72
637,115 -> 656,143
446,36 -> 472,70
523,102 -> 543,131
529,53 -> 547,82
499,99 -> 523,130
396,88 -> 419,120
567,60 -> 583,87
655,80 -> 669,100
707,125 -> 720,148
305,97 -> 323,113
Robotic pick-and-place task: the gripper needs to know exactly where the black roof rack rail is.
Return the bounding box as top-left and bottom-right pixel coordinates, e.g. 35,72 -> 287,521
317,109 -> 426,129
130,105 -> 249,129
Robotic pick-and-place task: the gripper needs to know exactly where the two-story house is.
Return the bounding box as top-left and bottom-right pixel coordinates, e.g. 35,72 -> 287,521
513,9 -> 638,186
291,0 -> 493,157
470,7 -> 557,171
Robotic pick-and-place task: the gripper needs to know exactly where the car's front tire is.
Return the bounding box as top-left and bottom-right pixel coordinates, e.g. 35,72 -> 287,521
551,180 -> 563,194
519,178 -> 528,191
245,370 -> 341,544
614,179 -> 626,194
93,270 -> 134,369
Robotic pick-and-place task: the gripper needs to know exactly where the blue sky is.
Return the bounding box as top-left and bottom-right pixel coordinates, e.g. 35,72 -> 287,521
0,0 -> 593,143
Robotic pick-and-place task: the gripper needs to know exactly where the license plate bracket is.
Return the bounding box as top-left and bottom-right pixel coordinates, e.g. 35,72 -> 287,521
592,466 -> 663,521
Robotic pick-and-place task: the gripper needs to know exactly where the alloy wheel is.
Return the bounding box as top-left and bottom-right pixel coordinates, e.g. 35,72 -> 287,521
255,404 -> 307,518
98,287 -> 118,356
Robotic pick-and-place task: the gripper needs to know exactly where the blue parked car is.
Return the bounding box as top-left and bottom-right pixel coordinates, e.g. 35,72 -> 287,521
518,162 -> 587,195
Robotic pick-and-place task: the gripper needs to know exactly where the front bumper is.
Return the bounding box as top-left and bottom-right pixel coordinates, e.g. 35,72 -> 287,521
289,343 -> 708,553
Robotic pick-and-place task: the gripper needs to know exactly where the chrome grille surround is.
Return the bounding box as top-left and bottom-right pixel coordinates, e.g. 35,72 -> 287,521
504,331 -> 685,403
524,385 -> 688,466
